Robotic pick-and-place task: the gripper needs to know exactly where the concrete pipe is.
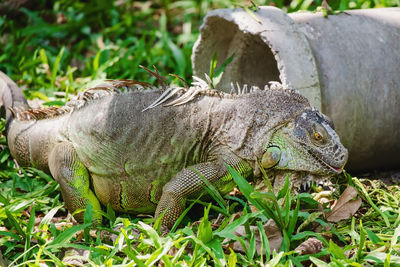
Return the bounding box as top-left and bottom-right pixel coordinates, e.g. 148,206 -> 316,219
192,7 -> 400,172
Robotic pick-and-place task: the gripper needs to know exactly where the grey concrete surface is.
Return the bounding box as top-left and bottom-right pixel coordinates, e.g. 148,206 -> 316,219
192,7 -> 400,172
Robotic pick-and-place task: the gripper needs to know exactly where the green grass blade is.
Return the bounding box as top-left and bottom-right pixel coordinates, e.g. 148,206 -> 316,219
41,246 -> 64,266
248,229 -> 256,261
197,204 -> 213,244
280,230 -> 290,252
106,202 -> 116,226
328,239 -> 347,260
39,48 -> 48,69
356,221 -> 366,262
366,229 -> 382,245
244,7 -> 261,24
296,212 -> 323,234
314,219 -> 346,244
171,194 -> 203,233
47,223 -> 91,248
353,178 -> 390,227
384,253 -> 391,267
206,239 -> 226,265
83,203 -> 93,242
226,164 -> 269,216
267,251 -> 285,266
23,206 -> 35,262
258,162 -> 275,193
287,195 -> 300,238
0,231 -> 22,241
209,52 -> 217,80
391,223 -> 400,249
0,192 -> 9,205
212,53 -> 235,87
190,236 -> 223,267
310,256 -> 330,267
214,54 -> 235,79
123,247 -> 146,267
51,46 -> 65,88
167,40 -> 186,77
214,211 -> 263,239
137,221 -> 161,249
171,240 -> 189,264
145,239 -> 174,266
277,173 -> 290,200
190,167 -> 227,213
8,244 -> 40,267
93,50 -> 101,75
228,248 -> 238,267
5,209 -> 26,239
250,191 -> 290,229
284,188 -> 291,227
257,221 -> 271,261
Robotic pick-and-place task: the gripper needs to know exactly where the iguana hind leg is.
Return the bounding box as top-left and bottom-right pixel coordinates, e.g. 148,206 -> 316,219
155,152 -> 252,229
48,142 -> 102,224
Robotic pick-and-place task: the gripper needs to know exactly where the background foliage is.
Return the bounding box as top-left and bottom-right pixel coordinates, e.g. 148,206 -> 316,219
0,0 -> 399,266
1,0 -> 399,98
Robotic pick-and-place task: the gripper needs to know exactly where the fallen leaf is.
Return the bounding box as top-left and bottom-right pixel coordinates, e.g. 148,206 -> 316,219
230,219 -> 282,255
62,248 -> 90,266
295,237 -> 324,255
325,186 -> 362,222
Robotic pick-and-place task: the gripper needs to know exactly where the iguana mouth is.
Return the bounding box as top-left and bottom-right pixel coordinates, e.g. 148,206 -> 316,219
270,170 -> 333,193
299,178 -> 331,192
307,147 -> 342,174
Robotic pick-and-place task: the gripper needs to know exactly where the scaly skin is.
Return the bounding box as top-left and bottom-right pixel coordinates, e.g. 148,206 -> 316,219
0,71 -> 348,228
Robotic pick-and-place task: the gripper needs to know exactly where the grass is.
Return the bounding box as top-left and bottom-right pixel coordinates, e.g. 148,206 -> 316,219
0,0 -> 399,266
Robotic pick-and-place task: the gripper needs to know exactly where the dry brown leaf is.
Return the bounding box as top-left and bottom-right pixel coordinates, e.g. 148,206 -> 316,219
295,237 -> 324,255
230,219 -> 283,255
62,248 -> 90,266
325,186 -> 362,222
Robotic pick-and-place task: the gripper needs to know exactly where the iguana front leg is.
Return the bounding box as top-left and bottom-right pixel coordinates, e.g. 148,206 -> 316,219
155,151 -> 252,228
48,142 -> 102,224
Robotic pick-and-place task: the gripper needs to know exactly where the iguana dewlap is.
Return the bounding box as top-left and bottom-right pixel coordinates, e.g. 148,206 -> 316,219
0,71 -> 348,228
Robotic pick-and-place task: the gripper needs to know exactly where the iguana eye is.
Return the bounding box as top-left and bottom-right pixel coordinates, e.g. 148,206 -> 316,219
311,124 -> 328,145
314,132 -> 323,141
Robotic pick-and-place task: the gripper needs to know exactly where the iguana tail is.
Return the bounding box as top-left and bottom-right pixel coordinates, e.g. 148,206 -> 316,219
0,71 -> 29,134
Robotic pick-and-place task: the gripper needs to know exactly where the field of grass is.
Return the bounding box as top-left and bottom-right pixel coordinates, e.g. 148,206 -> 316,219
0,0 -> 400,266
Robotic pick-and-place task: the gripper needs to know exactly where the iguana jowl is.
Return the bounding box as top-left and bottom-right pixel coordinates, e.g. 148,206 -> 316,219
0,70 -> 348,228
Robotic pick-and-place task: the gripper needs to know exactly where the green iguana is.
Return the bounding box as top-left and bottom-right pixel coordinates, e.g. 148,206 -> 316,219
0,69 -> 348,228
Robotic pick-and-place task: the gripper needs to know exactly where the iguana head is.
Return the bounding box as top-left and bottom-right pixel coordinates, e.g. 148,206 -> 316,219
260,107 -> 348,187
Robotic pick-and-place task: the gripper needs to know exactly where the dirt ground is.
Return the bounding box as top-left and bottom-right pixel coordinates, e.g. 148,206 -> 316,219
359,169 -> 400,185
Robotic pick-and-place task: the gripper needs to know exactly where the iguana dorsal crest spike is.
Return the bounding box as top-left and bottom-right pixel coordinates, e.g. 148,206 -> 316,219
12,79 -> 156,121
139,65 -> 167,91
169,73 -> 188,89
142,75 -> 229,111
11,67 -> 296,121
